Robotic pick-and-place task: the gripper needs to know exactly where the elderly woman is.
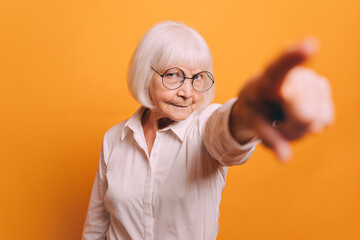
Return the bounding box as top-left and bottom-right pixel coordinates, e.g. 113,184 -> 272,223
82,21 -> 333,239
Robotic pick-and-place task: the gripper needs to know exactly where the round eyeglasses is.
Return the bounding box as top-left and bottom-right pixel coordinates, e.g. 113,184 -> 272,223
151,67 -> 215,93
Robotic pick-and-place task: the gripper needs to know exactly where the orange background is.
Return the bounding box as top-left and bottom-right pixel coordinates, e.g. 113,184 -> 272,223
1,0 -> 359,239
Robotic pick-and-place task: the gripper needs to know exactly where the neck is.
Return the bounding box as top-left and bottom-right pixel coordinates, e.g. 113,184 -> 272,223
141,108 -> 174,156
141,108 -> 174,131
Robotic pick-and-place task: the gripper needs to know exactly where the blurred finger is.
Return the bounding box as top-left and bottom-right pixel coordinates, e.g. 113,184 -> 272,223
253,114 -> 292,161
260,37 -> 319,100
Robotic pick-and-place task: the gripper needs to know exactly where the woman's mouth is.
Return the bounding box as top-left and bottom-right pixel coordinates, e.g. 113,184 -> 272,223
170,103 -> 189,108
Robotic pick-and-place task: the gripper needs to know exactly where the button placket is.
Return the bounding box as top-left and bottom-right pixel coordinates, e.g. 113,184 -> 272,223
143,132 -> 162,240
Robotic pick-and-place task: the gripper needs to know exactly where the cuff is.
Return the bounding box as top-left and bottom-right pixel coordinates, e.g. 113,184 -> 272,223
204,98 -> 261,166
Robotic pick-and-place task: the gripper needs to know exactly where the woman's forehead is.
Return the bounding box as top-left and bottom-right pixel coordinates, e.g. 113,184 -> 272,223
153,48 -> 212,72
156,60 -> 211,73
165,64 -> 203,73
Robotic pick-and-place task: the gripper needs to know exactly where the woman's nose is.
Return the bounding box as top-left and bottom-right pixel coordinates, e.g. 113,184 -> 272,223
177,79 -> 193,98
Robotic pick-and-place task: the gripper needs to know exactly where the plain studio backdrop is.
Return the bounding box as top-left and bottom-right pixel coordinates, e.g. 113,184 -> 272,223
0,0 -> 359,239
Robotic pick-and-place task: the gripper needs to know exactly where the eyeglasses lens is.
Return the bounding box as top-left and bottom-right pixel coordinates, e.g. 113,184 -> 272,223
163,68 -> 184,89
162,68 -> 213,92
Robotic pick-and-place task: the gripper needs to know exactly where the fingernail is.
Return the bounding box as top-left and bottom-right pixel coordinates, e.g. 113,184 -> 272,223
300,37 -> 319,55
289,37 -> 319,55
278,146 -> 292,162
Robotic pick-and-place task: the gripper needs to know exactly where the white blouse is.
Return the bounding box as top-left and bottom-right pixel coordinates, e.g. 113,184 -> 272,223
82,98 -> 259,240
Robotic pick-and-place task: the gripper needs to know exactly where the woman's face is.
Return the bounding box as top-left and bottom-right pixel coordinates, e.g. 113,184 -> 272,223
149,66 -> 204,121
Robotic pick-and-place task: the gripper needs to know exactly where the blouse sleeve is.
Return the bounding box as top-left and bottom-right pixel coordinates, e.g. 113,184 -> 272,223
82,136 -> 110,240
203,98 -> 261,166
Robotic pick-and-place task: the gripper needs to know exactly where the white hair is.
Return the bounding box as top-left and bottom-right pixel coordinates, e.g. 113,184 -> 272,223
127,21 -> 215,110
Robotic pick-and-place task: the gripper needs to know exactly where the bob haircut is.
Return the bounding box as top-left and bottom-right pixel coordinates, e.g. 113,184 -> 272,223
128,21 -> 215,110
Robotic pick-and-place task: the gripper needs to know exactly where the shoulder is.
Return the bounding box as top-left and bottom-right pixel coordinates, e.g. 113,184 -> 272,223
193,99 -> 238,132
105,120 -> 127,138
203,102 -> 222,112
198,98 -> 238,120
196,103 -> 222,121
187,103 -> 222,134
102,119 -> 129,149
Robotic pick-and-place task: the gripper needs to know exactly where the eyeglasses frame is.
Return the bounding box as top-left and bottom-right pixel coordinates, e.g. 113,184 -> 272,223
151,67 -> 214,93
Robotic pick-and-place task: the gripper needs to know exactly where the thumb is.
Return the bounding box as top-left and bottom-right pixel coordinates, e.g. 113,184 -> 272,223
253,114 -> 292,161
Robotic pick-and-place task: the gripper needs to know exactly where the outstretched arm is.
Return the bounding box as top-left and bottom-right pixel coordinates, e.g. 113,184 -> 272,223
229,38 -> 334,161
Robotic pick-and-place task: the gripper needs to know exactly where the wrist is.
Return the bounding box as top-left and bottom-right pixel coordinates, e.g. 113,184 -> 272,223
229,98 -> 257,144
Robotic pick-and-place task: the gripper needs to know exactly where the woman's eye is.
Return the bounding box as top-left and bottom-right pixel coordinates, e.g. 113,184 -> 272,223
194,74 -> 203,80
166,73 -> 178,78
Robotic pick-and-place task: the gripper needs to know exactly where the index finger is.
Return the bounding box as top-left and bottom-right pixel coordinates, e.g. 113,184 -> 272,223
262,37 -> 319,91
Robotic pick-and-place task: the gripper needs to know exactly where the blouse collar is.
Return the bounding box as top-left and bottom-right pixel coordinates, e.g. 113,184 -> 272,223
121,106 -> 197,142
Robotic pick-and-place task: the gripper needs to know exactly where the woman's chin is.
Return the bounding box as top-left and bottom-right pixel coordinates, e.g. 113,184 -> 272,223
168,109 -> 193,121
